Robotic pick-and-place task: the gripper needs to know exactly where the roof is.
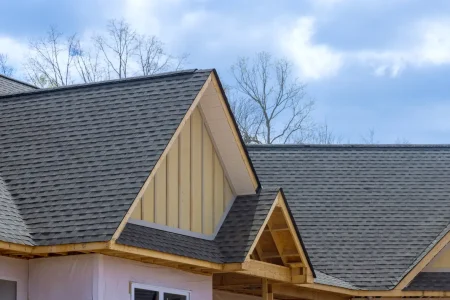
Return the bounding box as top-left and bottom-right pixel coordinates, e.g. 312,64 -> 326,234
405,272 -> 450,291
0,69 -> 211,245
117,188 -> 280,263
0,177 -> 34,245
247,144 -> 450,290
0,75 -> 36,95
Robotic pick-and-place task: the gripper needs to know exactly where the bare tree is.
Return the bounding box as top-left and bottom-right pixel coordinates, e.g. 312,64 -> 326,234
230,52 -> 314,144
73,40 -> 108,83
0,54 -> 14,76
308,122 -> 342,144
94,19 -> 138,79
24,26 -> 77,87
360,128 -> 378,144
394,137 -> 410,144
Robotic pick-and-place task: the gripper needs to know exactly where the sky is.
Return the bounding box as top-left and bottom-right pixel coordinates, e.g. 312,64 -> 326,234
2,0 -> 450,143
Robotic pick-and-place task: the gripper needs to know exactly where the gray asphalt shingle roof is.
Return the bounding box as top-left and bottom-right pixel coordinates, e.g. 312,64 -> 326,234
405,272 -> 450,290
0,177 -> 34,245
0,69 -> 211,245
0,75 -> 36,95
117,188 -> 280,263
247,144 -> 450,290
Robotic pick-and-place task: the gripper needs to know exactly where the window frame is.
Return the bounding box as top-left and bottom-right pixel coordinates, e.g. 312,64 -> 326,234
131,282 -> 191,300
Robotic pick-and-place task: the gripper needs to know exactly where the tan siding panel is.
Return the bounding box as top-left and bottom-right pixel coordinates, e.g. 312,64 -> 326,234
130,198 -> 142,219
214,152 -> 224,227
155,157 -> 167,225
191,108 -> 202,233
167,139 -> 179,228
202,123 -> 214,235
143,179 -> 155,222
179,119 -> 191,231
224,177 -> 234,210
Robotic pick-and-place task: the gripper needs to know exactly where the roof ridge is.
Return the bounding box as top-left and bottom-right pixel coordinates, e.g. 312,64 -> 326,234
247,144 -> 450,148
0,69 -> 212,100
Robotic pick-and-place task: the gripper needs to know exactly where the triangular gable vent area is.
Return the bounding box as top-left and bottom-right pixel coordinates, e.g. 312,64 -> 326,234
214,192 -> 314,299
126,72 -> 258,237
246,193 -> 313,283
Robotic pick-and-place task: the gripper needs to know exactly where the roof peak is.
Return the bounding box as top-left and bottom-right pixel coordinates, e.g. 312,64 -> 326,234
0,69 -> 213,99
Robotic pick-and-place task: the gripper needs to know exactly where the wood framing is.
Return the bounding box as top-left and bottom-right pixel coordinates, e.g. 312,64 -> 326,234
214,274 -> 347,300
298,282 -> 450,298
245,191 -> 314,283
239,259 -> 292,282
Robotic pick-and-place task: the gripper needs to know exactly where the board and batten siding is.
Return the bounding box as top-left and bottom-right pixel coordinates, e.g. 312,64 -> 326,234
130,107 -> 235,234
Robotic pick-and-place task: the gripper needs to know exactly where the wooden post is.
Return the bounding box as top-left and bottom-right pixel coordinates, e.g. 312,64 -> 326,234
262,278 -> 274,300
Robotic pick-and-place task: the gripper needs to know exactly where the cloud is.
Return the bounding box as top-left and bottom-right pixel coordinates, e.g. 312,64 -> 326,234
279,17 -> 343,80
356,19 -> 450,77
0,37 -> 28,70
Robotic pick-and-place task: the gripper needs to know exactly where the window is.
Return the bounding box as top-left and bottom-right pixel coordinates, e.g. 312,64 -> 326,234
131,283 -> 190,300
0,279 -> 16,300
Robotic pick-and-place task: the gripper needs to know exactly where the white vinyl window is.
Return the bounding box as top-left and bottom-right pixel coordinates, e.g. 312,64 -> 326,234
131,283 -> 190,300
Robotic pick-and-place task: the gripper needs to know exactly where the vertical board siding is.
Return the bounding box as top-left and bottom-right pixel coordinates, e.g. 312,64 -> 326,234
224,179 -> 233,210
179,119 -> 191,231
143,180 -> 155,222
167,139 -> 179,228
130,107 -> 235,235
155,157 -> 167,225
213,153 -> 224,226
202,123 -> 214,235
191,109 -> 203,233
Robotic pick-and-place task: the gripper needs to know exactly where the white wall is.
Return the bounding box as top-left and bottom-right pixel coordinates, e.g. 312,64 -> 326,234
17,253 -> 213,300
0,256 -> 28,300
28,254 -> 97,300
100,255 -> 213,300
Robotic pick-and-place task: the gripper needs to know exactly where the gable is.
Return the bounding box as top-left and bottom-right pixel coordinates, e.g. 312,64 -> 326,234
130,106 -> 235,235
246,191 -> 314,283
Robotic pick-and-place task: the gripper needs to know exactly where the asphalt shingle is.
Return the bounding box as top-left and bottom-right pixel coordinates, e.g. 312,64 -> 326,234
117,188 -> 280,263
248,144 -> 450,290
0,75 -> 36,95
0,69 -> 211,245
0,177 -> 34,245
405,272 -> 450,290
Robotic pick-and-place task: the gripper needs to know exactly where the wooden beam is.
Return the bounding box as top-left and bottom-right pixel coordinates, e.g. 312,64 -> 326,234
298,282 -> 450,298
272,284 -> 347,300
238,259 -> 292,283
32,242 -> 108,254
0,241 -> 33,254
277,194 -> 315,283
262,278 -> 274,300
245,193 -> 280,260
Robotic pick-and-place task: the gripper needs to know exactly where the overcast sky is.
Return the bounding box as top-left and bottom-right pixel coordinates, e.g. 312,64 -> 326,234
2,0 -> 450,143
